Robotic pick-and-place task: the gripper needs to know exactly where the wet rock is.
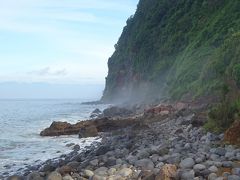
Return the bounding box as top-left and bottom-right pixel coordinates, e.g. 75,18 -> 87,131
27,172 -> 44,180
47,171 -> 62,180
179,158 -> 195,169
90,159 -> 99,166
90,109 -> 102,118
72,145 -> 80,151
79,125 -> 98,138
40,164 -> 56,172
96,146 -> 111,156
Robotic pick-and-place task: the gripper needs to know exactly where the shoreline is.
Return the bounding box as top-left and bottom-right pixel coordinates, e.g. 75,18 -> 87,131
4,103 -> 240,180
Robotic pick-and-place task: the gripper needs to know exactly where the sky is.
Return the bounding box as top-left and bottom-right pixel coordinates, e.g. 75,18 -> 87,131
0,0 -> 138,99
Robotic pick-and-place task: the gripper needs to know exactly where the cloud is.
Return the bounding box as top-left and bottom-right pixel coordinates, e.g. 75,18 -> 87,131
0,0 -> 138,85
29,67 -> 67,76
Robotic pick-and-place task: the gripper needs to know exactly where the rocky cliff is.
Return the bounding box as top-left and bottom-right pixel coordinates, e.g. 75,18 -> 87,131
102,0 -> 240,103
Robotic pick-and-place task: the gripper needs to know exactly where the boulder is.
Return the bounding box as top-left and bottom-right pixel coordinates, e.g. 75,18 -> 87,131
79,125 -> 98,138
224,121 -> 240,145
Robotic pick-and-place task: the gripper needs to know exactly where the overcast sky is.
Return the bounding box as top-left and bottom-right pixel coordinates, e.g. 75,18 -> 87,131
0,0 -> 138,84
0,0 -> 138,98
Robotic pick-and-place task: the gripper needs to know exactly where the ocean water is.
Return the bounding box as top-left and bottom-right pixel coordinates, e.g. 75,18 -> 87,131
0,99 -> 108,176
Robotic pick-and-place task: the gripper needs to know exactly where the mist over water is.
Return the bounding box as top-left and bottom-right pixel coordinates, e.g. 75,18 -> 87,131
0,99 -> 107,176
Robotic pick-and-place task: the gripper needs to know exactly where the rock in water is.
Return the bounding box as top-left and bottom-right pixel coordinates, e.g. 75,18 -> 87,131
79,125 -> 98,138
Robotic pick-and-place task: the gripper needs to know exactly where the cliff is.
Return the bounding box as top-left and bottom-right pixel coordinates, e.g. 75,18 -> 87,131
101,0 -> 240,103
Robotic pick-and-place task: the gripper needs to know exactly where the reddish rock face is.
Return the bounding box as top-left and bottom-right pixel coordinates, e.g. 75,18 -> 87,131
224,121 -> 240,145
144,104 -> 174,117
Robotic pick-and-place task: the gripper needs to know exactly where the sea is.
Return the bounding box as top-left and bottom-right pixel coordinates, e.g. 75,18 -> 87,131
0,99 -> 108,176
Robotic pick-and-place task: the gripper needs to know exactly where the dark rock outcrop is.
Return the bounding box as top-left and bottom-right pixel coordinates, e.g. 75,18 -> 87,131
40,117 -> 138,137
79,125 -> 98,138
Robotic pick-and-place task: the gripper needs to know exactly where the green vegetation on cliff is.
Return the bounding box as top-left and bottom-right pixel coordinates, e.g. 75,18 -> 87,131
102,0 -> 240,103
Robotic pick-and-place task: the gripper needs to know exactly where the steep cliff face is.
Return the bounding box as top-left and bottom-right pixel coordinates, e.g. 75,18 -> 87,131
102,0 -> 240,103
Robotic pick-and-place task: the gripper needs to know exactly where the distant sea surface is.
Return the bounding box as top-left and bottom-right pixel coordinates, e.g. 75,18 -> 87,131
0,99 -> 108,176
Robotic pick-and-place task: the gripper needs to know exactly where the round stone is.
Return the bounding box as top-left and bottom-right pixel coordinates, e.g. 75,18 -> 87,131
209,166 -> 218,173
117,168 -> 133,177
47,171 -> 62,180
193,164 -> 206,171
179,158 -> 195,169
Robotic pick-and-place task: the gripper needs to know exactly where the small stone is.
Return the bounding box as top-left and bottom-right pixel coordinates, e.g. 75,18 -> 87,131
209,166 -> 218,173
179,158 -> 195,169
208,173 -> 218,180
135,159 -> 154,170
92,175 -> 107,180
94,167 -> 108,176
108,168 -> 117,175
84,170 -> 94,178
222,161 -> 233,168
213,161 -> 222,167
90,159 -> 99,166
232,168 -> 240,176
215,148 -> 226,156
181,170 -> 195,180
47,171 -> 62,180
156,162 -> 164,168
117,168 -> 133,177
193,164 -> 206,171
228,175 -> 240,180
27,172 -> 44,180
62,175 -> 73,180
